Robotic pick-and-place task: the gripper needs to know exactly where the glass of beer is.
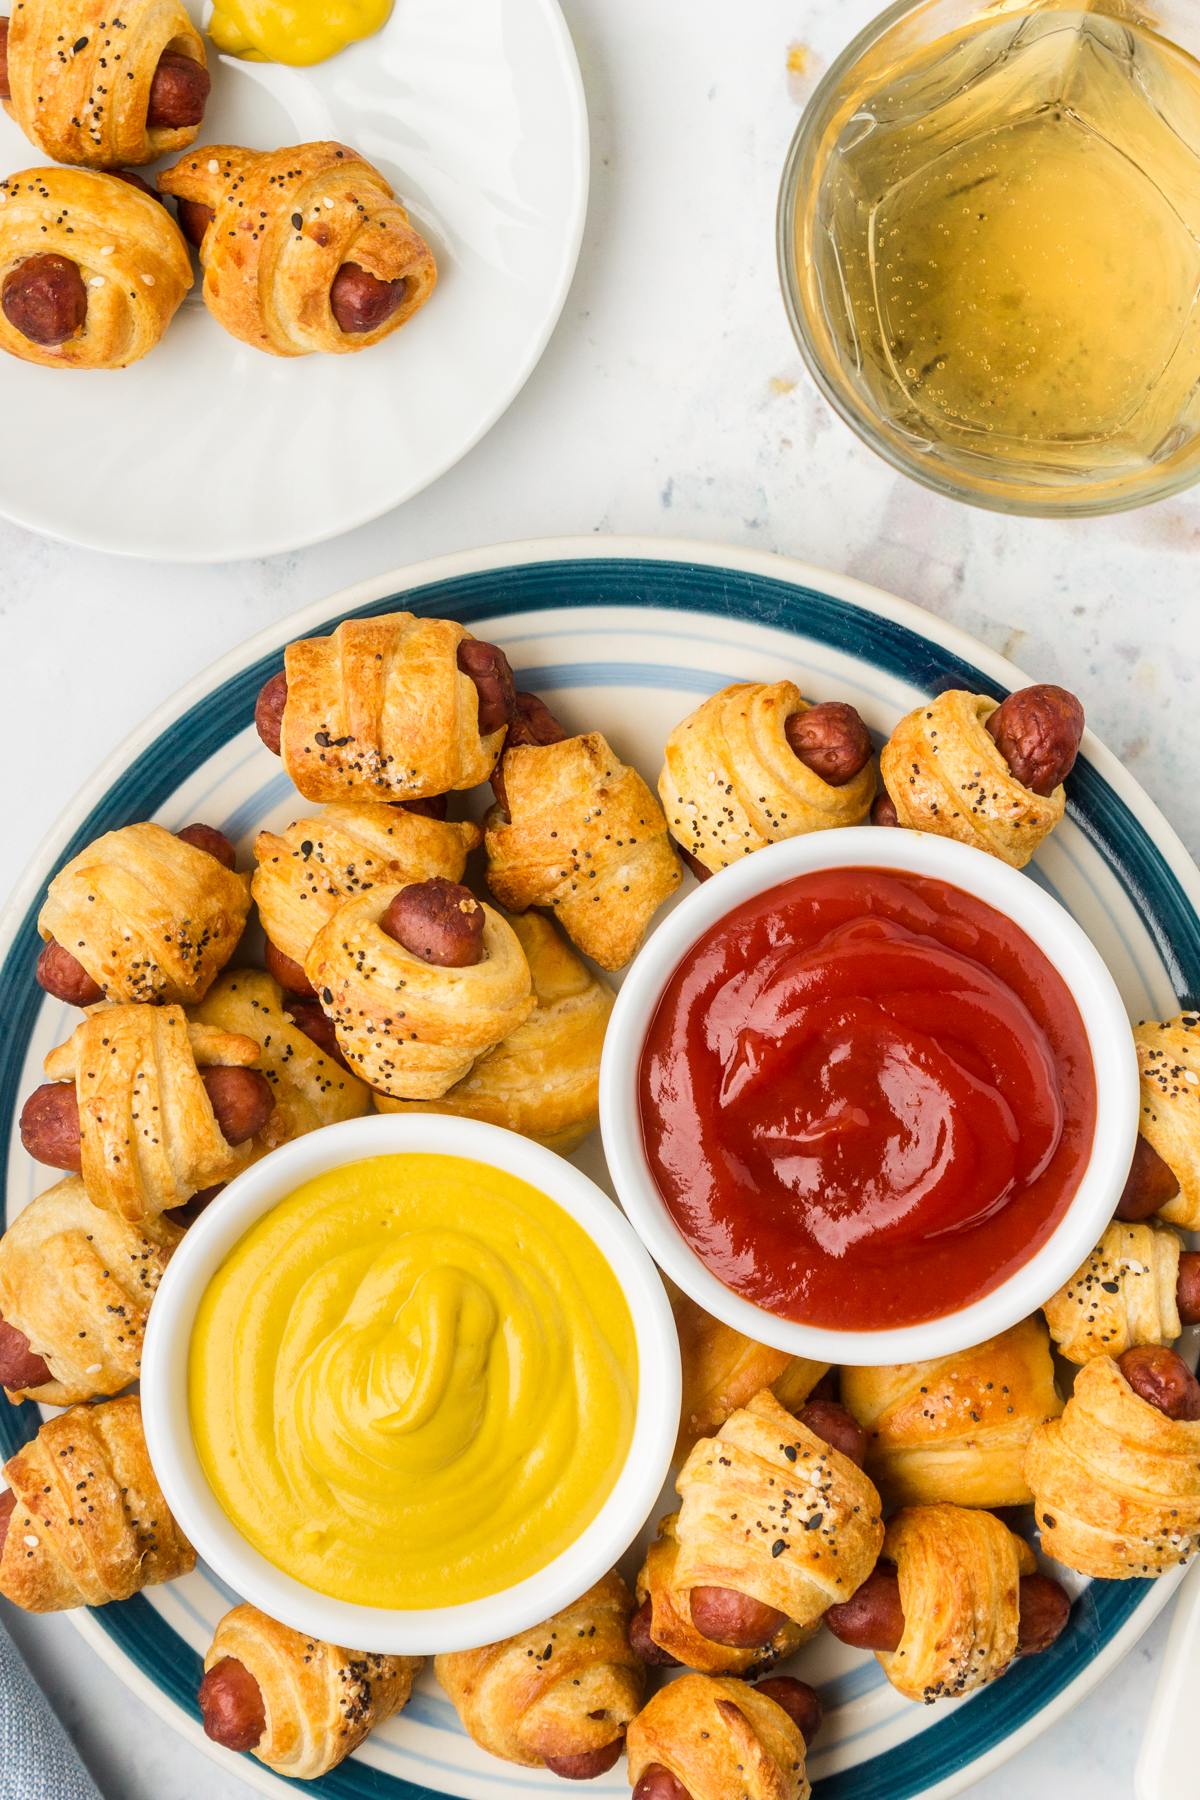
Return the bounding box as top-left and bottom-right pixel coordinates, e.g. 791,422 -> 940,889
779,0 -> 1200,515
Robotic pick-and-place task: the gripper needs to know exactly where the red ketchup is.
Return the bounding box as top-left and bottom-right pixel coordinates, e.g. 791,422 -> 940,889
639,869 -> 1096,1330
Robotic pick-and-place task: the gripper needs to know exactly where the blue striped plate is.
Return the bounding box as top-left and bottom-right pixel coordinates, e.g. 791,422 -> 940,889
3,539 -> 1198,1799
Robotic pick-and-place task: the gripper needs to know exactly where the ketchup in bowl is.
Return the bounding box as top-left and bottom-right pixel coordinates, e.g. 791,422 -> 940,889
638,868 -> 1096,1330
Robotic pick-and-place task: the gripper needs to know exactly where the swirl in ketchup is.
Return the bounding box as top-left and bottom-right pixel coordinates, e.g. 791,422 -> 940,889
639,869 -> 1097,1330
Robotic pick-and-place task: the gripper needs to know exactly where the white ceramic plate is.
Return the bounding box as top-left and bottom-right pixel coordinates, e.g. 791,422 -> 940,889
3,537 -> 1199,1798
0,0 -> 587,560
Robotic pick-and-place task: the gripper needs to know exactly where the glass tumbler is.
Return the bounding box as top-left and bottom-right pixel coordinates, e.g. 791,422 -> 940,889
779,0 -> 1200,515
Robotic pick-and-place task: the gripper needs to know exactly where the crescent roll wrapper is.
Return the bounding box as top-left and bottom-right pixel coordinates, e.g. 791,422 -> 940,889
205,1604 -> 421,1780
1044,1221 -> 1183,1364
0,1176 -> 181,1404
252,802 -> 481,969
434,1574 -> 644,1769
659,681 -> 875,872
484,731 -> 681,971
157,141 -> 436,356
1133,1013 -> 1200,1229
877,1504 -> 1034,1703
1023,1355 -> 1200,1578
840,1317 -> 1064,1509
674,1388 -> 884,1628
0,1395 -> 194,1611
3,0 -> 207,167
372,910 -> 613,1152
305,886 -> 534,1100
0,168 -> 191,369
626,1672 -> 810,1800
268,613 -> 505,803
187,969 -> 373,1154
879,690 -> 1066,868
670,1283 -> 829,1466
38,821 -> 250,1004
636,1512 -> 817,1676
43,1005 -> 262,1220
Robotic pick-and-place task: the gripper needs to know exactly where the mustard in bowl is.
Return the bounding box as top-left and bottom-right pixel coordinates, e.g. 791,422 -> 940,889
190,1152 -> 636,1610
142,1114 -> 679,1654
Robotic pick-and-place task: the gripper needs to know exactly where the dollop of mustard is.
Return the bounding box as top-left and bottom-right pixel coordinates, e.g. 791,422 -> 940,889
189,1154 -> 637,1609
207,0 -> 393,66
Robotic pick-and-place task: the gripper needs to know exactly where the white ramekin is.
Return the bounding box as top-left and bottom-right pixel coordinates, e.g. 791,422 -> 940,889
142,1113 -> 679,1655
599,827 -> 1139,1368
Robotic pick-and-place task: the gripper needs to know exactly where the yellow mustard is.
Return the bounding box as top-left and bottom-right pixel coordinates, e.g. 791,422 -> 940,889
207,0 -> 393,66
189,1154 -> 637,1609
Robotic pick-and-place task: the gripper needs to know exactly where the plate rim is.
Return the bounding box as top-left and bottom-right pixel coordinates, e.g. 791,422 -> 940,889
0,0 -> 590,564
0,532 -> 1193,1798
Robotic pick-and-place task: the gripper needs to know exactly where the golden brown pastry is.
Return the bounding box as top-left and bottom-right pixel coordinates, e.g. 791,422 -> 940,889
1045,1220 -> 1183,1364
877,1505 -> 1034,1703
3,0 -> 207,167
879,690 -> 1067,868
635,1513 -> 816,1676
0,1395 -> 194,1611
840,1317 -> 1063,1508
1133,1014 -> 1200,1229
0,167 -> 192,369
659,682 -> 875,873
262,613 -> 505,803
252,802 -> 481,972
435,1574 -> 644,1776
157,142 -> 436,356
43,1004 -> 263,1219
670,1284 -> 829,1466
626,1672 -> 810,1800
37,821 -> 250,1004
199,1604 -> 421,1779
188,969 -> 372,1154
674,1389 -> 883,1630
305,886 -> 534,1099
1023,1354 -> 1200,1578
0,1176 -> 181,1405
485,732 -> 681,970
372,909 -> 613,1150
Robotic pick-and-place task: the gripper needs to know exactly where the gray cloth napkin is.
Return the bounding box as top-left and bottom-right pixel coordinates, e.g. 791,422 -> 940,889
0,1616 -> 103,1800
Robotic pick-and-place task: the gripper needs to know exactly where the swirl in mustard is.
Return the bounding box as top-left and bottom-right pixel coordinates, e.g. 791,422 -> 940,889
189,1154 -> 637,1608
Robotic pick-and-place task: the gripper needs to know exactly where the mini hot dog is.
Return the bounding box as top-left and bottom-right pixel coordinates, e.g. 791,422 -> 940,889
329,263 -> 408,335
175,196 -> 214,248
784,701 -> 873,788
1,252 -> 87,345
200,1604 -> 421,1778
264,938 -> 316,998
630,1674 -> 822,1800
984,685 -> 1085,798
628,1672 -> 818,1800
1117,1344 -> 1200,1421
146,52 -> 210,129
0,1315 -> 51,1391
380,879 -> 486,968
1115,1134 -> 1182,1221
174,823 -> 237,870
199,1656 -> 267,1753
283,998 -> 351,1070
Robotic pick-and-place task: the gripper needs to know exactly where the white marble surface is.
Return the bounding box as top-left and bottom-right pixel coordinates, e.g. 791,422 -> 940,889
2,1 -> 1198,1795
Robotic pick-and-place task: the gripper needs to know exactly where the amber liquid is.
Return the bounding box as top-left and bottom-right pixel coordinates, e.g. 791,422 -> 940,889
812,9 -> 1200,477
